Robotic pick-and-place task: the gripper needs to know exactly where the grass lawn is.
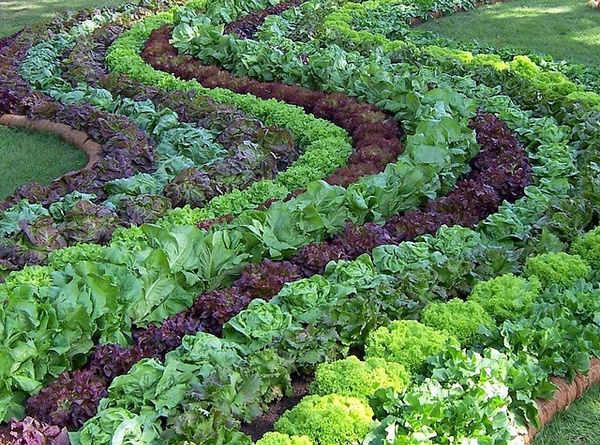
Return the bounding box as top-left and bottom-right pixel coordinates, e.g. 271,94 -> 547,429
0,0 -> 125,200
420,0 -> 600,66
0,0 -> 125,37
533,384 -> 600,445
0,126 -> 87,199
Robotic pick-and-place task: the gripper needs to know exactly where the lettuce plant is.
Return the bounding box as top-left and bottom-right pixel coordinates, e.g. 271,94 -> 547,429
524,252 -> 591,289
570,226 -> 600,272
365,320 -> 458,372
468,274 -> 540,322
310,356 -> 410,400
256,432 -> 312,445
421,298 -> 495,346
274,394 -> 373,445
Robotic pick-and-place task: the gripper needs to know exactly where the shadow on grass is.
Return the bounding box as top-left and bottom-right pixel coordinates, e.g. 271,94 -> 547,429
0,0 -> 125,37
421,0 -> 600,65
482,9 -> 600,55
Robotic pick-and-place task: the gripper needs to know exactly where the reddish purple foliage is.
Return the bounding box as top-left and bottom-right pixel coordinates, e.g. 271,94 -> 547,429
196,214 -> 235,231
336,222 -> 396,257
87,344 -> 143,381
234,259 -> 303,298
292,241 -> 352,276
188,287 -> 253,335
0,417 -> 68,445
25,371 -> 107,430
133,312 -> 204,359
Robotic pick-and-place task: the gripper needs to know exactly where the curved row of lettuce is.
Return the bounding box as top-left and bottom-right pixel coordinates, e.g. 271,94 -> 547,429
316,0 -> 600,206
67,227 -> 600,445
0,0 -> 592,426
67,1 -> 600,444
1,0 -> 340,271
18,108 -> 530,433
0,0 -> 478,420
75,2 -> 600,443
251,0 -> 598,247
320,0 -> 600,111
265,237 -> 600,445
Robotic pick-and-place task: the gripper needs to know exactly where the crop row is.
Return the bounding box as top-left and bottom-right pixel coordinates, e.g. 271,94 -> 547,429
0,0 -> 489,420
0,0 -> 332,271
7,225 -> 597,444
0,0 -> 580,416
15,108 -> 527,433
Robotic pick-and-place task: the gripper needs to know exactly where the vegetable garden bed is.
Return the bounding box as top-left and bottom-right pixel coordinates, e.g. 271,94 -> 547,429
0,0 -> 598,444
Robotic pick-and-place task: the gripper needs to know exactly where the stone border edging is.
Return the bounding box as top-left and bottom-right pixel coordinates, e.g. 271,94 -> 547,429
525,358 -> 600,442
0,113 -> 102,174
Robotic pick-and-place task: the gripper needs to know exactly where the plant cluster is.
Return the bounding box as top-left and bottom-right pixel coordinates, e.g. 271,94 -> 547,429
310,356 -> 410,400
146,27 -> 405,187
10,103 -> 533,434
0,5 -> 307,270
421,298 -> 494,345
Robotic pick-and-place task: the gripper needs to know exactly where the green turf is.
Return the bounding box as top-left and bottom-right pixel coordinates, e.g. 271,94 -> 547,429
533,384 -> 600,445
0,126 -> 87,199
0,0 -> 123,200
0,0 -> 125,37
420,0 -> 600,66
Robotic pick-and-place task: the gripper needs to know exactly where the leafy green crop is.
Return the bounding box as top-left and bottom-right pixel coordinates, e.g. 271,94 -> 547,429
571,226 -> 600,273
275,394 -> 373,445
75,333 -> 291,445
256,433 -> 313,445
222,299 -> 294,353
310,356 -> 410,400
365,347 -> 549,444
468,274 -> 540,322
2,265 -> 52,290
500,282 -> 600,379
524,252 -> 591,289
421,298 -> 495,346
365,320 -> 458,371
0,200 -> 49,238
